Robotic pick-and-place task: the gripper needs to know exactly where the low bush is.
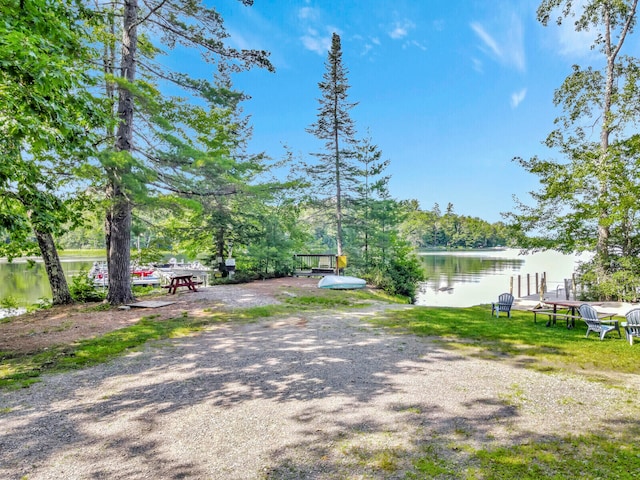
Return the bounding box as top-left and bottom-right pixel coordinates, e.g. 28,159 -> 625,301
69,268 -> 106,303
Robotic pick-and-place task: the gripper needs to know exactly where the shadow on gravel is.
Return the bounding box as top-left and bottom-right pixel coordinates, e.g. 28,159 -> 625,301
1,309 -> 636,479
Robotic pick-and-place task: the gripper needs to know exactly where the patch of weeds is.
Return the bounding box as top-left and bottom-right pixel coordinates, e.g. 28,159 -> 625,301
69,269 -> 105,302
409,430 -> 640,479
499,383 -> 526,408
82,302 -> 111,312
472,433 -> 640,478
1,407 -> 12,414
52,320 -> 74,333
453,426 -> 473,438
407,444 -> 456,478
370,448 -> 400,472
28,297 -> 53,312
558,396 -> 582,406
225,305 -> 292,322
132,285 -> 162,297
1,296 -> 23,322
400,406 -> 422,415
283,295 -> 353,307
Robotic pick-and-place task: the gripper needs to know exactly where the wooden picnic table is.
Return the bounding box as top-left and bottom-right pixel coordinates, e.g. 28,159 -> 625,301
162,274 -> 202,294
530,299 -> 613,329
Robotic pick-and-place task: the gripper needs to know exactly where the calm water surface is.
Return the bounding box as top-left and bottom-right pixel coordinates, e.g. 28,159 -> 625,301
1,249 -> 589,312
416,249 -> 590,307
0,257 -> 102,308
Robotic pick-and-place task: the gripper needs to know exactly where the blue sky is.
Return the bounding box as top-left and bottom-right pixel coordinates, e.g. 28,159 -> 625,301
190,0 -> 604,223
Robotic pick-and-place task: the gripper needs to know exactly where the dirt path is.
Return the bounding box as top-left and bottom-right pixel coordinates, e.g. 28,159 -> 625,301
1,285 -> 638,479
0,277 -> 319,355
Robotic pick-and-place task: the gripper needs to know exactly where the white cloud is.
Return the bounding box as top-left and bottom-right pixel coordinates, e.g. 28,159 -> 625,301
300,25 -> 341,55
301,30 -> 332,55
470,13 -> 526,72
389,19 -> 415,40
406,40 -> 427,51
511,88 -> 527,108
471,22 -> 501,57
298,6 -> 319,22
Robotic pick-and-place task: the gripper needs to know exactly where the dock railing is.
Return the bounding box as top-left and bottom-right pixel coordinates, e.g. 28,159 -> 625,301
510,272 -> 581,300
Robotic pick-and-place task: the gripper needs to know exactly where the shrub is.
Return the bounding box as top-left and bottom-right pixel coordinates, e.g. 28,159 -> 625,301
69,268 -> 106,303
362,245 -> 424,302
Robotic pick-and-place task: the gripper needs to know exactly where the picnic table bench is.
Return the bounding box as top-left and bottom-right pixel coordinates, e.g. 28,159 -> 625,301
162,275 -> 203,294
529,300 -> 615,329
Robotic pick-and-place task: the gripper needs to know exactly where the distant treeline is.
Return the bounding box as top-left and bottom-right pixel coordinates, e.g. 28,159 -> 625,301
402,202 -> 512,249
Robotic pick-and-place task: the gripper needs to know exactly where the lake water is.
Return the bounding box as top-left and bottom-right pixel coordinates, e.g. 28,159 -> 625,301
0,249 -> 589,314
0,256 -> 102,310
415,249 -> 591,307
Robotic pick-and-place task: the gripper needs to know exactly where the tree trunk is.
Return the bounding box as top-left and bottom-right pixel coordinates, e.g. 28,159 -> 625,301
34,229 -> 73,305
595,1 -> 637,274
106,0 -> 138,305
334,80 -> 343,257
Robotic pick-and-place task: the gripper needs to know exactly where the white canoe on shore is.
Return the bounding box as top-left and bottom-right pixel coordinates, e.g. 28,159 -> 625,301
318,275 -> 366,290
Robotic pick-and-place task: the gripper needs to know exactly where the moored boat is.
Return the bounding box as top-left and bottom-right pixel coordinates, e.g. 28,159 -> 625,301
89,261 -> 162,287
317,275 -> 366,290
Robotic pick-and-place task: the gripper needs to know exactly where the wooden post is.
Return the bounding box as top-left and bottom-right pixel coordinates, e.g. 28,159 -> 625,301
517,275 -> 521,298
564,278 -> 570,300
509,276 -> 513,295
572,273 -> 577,300
539,275 -> 546,301
527,273 -> 530,296
535,273 -> 539,295
543,272 -> 547,293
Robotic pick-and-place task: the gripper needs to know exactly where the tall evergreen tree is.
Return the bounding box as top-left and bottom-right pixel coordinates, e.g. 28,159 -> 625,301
349,134 -> 390,268
94,0 -> 273,304
306,33 -> 358,256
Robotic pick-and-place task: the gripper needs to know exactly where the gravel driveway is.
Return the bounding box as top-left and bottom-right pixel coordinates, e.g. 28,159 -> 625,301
1,300 -> 637,479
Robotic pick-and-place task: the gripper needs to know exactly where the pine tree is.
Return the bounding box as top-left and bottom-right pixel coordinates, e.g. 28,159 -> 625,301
306,33 -> 358,256
95,0 -> 273,304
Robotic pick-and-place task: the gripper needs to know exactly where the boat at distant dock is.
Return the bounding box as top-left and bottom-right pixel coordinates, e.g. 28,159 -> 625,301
89,261 -> 162,287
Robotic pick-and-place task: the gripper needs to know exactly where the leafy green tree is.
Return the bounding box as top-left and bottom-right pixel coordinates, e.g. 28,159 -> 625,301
306,32 -> 359,256
509,0 -> 640,286
0,0 -> 107,304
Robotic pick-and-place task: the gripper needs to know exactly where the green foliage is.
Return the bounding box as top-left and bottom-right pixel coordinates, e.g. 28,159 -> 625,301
29,297 -> 53,312
306,32 -> 359,255
402,201 -> 511,249
0,296 -> 19,311
509,1 -> 640,282
363,243 -> 424,301
577,256 -> 640,301
69,269 -> 105,303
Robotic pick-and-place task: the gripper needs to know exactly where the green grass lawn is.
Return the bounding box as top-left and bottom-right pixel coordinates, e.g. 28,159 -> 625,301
371,305 -> 640,377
